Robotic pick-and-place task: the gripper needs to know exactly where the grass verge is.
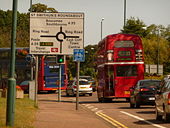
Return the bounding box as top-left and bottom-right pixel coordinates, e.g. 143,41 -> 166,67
0,95 -> 37,128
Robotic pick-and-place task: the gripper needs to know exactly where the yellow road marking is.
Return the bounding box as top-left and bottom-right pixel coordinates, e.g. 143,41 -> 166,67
96,112 -> 128,128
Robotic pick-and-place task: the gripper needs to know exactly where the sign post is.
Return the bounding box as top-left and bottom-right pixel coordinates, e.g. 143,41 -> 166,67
73,49 -> 85,110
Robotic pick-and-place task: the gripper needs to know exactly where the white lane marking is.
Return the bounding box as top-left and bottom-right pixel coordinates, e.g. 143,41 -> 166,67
91,108 -> 98,111
87,106 -> 95,109
82,104 -> 91,107
82,104 -> 98,111
96,110 -> 103,113
120,111 -> 167,128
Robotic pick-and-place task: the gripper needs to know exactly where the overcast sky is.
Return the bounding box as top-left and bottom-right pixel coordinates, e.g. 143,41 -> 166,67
1,0 -> 170,46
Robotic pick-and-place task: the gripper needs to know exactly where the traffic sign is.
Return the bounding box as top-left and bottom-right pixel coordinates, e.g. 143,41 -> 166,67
73,49 -> 85,62
30,12 -> 84,55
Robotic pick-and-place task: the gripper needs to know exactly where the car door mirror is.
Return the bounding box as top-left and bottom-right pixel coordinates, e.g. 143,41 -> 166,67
130,87 -> 135,94
156,90 -> 161,94
130,87 -> 135,91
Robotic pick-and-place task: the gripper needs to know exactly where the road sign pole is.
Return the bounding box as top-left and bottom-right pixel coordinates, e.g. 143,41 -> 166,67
6,0 -> 18,126
34,55 -> 38,107
76,61 -> 80,110
58,64 -> 61,102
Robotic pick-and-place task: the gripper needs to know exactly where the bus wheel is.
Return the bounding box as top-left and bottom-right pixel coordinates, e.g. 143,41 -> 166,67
104,98 -> 112,103
135,103 -> 140,108
98,97 -> 103,103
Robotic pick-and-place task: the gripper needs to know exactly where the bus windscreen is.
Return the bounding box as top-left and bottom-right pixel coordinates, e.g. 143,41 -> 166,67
116,65 -> 137,77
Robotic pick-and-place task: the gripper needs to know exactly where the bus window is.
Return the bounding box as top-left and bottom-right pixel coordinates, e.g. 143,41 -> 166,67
116,65 -> 137,77
118,51 -> 131,57
48,66 -> 59,73
114,41 -> 134,48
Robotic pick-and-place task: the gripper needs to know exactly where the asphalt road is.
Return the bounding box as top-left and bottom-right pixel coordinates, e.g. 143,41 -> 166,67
60,91 -> 170,128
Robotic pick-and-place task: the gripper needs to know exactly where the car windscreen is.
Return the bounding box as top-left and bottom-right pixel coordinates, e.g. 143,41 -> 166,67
140,81 -> 160,87
79,81 -> 89,85
79,77 -> 92,81
20,81 -> 29,86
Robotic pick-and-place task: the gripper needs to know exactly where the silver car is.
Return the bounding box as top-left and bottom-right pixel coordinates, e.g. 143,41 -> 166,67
155,79 -> 170,122
66,79 -> 93,96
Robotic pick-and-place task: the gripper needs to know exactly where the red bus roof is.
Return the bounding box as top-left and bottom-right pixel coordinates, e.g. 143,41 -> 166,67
98,33 -> 143,51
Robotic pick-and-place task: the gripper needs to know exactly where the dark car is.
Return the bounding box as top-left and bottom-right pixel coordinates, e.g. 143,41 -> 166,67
130,79 -> 161,108
155,79 -> 170,122
19,80 -> 30,93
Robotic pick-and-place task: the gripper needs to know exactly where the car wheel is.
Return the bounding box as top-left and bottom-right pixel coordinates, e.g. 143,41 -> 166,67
89,93 -> 92,96
155,107 -> 162,121
135,102 -> 140,108
163,108 -> 170,122
72,90 -> 75,97
126,98 -> 130,102
130,101 -> 135,108
66,90 -> 70,97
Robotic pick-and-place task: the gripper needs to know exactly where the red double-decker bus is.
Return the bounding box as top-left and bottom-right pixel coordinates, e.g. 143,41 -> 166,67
97,34 -> 144,102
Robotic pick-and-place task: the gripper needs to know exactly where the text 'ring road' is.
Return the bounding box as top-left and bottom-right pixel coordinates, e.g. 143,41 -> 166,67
40,26 -> 79,42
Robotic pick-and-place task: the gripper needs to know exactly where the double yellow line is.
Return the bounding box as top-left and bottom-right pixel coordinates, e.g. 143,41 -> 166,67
96,112 -> 128,128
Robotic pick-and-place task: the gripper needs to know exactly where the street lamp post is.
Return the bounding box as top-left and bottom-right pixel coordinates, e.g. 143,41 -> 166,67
157,29 -> 160,75
124,0 -> 126,28
30,0 -> 32,12
101,18 -> 104,40
6,0 -> 18,126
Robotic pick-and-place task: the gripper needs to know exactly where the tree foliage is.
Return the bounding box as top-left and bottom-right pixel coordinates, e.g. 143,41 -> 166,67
29,3 -> 57,12
0,3 -> 57,48
121,17 -> 148,37
121,17 -> 170,74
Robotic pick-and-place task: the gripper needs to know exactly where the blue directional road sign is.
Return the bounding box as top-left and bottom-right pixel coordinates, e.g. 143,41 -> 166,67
73,49 -> 85,62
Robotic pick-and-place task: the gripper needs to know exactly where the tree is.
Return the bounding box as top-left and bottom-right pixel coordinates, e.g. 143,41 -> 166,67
0,4 -> 58,48
121,17 -> 149,37
29,3 -> 57,12
80,45 -> 98,78
161,25 -> 170,42
67,44 -> 98,79
121,17 -> 170,74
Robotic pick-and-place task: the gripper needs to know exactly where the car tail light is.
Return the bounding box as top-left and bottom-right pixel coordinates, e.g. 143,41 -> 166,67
168,93 -> 170,105
140,88 -> 149,91
73,86 -> 77,88
90,85 -> 92,88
